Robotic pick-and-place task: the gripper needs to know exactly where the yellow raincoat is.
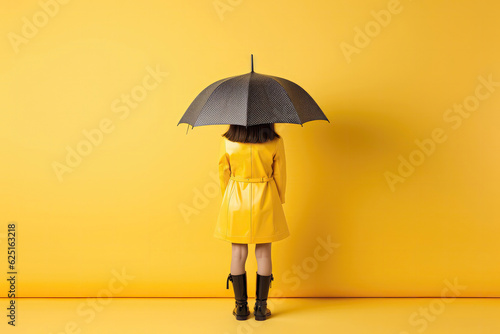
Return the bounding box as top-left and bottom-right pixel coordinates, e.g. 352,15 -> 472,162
214,136 -> 290,244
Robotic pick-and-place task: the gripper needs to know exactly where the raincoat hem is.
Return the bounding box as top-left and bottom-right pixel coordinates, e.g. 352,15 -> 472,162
213,230 -> 290,244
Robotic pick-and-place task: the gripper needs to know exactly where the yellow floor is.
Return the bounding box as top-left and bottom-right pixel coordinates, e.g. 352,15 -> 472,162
1,297 -> 499,333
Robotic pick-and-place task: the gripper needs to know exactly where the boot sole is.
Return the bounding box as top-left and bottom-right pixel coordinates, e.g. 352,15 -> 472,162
254,312 -> 271,321
233,310 -> 250,321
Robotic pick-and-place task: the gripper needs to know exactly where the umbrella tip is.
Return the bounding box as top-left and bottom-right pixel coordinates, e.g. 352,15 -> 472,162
251,54 -> 254,73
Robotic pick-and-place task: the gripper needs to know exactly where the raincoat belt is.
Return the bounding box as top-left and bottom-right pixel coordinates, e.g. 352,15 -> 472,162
230,175 -> 273,183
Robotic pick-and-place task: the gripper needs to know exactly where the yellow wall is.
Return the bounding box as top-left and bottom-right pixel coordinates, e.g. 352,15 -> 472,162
1,0 -> 499,297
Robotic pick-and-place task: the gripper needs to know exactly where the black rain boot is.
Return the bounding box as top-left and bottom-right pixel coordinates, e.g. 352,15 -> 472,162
226,272 -> 250,320
254,272 -> 274,321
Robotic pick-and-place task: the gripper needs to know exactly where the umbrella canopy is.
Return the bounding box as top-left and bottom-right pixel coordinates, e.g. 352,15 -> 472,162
178,55 -> 330,131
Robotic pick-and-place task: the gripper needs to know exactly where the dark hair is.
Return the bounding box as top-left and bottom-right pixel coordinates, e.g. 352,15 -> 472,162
222,123 -> 281,143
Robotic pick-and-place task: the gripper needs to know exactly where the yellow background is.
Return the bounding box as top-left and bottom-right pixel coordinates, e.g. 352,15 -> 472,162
1,0 -> 499,297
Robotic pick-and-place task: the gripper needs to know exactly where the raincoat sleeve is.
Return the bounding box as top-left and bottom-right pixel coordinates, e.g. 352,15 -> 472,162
218,137 -> 231,196
272,137 -> 286,204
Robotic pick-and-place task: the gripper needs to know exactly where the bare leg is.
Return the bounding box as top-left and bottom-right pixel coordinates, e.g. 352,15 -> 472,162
255,242 -> 272,276
231,243 -> 248,275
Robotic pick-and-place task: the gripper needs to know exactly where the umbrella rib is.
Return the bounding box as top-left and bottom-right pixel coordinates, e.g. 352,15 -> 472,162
193,75 -> 240,127
245,73 -> 252,127
269,76 -> 303,125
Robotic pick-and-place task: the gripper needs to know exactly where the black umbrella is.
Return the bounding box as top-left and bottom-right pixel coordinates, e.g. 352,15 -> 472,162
178,55 -> 330,133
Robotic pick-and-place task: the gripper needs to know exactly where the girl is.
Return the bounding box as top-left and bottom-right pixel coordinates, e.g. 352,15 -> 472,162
214,123 -> 289,321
